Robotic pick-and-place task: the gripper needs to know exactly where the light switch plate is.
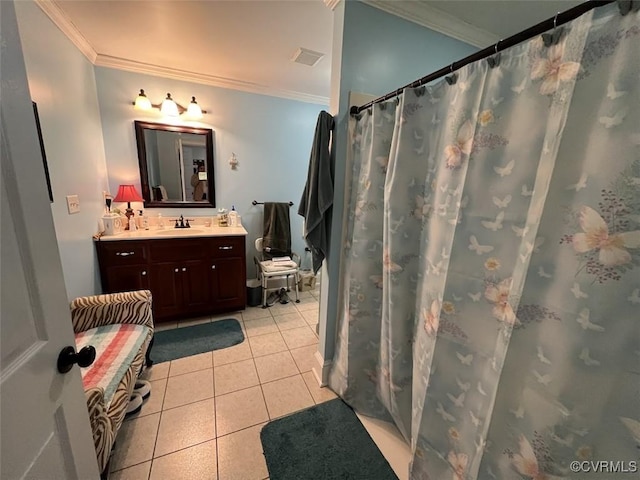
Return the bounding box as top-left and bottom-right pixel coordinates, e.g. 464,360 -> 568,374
66,195 -> 80,214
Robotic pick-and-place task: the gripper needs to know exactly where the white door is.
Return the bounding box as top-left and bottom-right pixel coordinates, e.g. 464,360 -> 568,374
0,2 -> 100,478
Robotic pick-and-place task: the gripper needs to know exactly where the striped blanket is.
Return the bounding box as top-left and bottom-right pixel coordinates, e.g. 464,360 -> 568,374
75,323 -> 148,409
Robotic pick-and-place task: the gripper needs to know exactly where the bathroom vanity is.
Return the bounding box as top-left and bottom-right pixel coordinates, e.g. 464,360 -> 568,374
95,227 -> 247,322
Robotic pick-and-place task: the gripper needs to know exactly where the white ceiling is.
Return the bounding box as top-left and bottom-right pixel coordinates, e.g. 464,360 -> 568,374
41,0 -> 584,104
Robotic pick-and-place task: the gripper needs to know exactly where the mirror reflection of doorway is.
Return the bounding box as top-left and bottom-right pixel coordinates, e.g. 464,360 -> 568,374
180,141 -> 207,201
189,159 -> 207,201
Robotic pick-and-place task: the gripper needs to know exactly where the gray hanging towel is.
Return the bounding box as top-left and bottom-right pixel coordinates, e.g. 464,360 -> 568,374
263,202 -> 292,258
298,110 -> 334,274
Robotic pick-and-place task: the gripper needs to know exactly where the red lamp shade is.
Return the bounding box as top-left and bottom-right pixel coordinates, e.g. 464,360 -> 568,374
113,185 -> 144,205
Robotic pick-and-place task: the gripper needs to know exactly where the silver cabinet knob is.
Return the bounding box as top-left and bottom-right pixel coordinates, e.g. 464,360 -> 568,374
182,267 -> 186,272
174,268 -> 179,273
141,271 -> 147,276
211,265 -> 216,269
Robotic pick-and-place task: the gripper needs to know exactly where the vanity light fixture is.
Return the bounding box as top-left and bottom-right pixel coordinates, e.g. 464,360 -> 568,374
134,89 -> 153,111
160,93 -> 180,117
186,97 -> 204,120
132,89 -> 207,119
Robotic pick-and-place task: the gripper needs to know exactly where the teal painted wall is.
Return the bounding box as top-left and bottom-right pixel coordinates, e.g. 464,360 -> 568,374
16,0 -> 109,300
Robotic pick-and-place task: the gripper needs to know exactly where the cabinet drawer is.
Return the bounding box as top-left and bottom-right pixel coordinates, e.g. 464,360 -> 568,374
149,239 -> 207,262
98,241 -> 148,266
208,236 -> 244,258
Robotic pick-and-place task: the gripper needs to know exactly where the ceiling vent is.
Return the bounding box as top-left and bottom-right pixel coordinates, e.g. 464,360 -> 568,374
291,47 -> 325,67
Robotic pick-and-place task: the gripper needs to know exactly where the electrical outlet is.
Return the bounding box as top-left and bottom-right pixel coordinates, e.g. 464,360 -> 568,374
66,194 -> 80,214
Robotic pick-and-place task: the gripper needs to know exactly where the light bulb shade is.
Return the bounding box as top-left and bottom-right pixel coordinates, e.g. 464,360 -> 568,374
161,93 -> 180,117
113,184 -> 144,203
185,96 -> 204,119
134,89 -> 152,111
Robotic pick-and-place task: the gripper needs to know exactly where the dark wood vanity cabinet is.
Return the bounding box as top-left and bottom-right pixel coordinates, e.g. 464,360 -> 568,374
96,236 -> 246,322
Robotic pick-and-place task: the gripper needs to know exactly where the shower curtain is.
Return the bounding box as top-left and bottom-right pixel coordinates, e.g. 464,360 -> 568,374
329,4 -> 639,479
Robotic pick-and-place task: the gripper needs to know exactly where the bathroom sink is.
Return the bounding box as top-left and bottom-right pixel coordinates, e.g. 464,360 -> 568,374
154,228 -> 206,236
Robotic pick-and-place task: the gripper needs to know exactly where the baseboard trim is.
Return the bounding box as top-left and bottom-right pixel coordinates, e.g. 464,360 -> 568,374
312,350 -> 332,387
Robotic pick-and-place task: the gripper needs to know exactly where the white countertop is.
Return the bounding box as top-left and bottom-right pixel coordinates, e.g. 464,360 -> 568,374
96,225 -> 248,241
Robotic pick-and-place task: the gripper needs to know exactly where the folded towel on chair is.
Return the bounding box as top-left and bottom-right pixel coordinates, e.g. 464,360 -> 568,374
261,260 -> 298,272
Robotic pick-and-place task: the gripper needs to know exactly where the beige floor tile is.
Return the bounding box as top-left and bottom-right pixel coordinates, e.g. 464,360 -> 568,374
214,359 -> 259,395
301,308 -> 319,326
215,386 -> 269,436
254,351 -> 299,383
302,371 -> 338,404
289,345 -> 317,373
155,321 -> 178,332
178,315 -> 212,328
110,461 -> 151,480
217,424 -> 268,480
140,362 -> 170,381
280,326 -> 318,350
163,368 -> 214,410
169,352 -> 213,377
261,375 -> 314,419
296,291 -> 315,299
110,413 -> 160,470
272,311 -> 307,331
155,398 -> 216,457
267,302 -> 298,315
150,440 -> 217,480
295,299 -> 319,312
242,307 -> 272,321
212,311 -> 242,322
243,317 -> 279,337
248,332 -> 288,357
213,341 -> 252,366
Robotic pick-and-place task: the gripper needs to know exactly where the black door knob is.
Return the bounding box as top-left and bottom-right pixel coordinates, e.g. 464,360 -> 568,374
57,345 -> 96,374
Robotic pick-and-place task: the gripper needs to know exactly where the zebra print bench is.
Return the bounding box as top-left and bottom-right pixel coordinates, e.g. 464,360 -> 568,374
70,290 -> 154,476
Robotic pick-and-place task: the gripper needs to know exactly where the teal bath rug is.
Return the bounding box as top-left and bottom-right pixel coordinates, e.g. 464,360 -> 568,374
260,398 -> 398,480
151,319 -> 244,363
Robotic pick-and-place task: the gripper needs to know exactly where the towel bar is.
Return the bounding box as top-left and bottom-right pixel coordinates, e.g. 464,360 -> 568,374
252,200 -> 294,206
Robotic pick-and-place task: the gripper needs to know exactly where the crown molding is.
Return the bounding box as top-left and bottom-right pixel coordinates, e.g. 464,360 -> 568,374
34,1 -> 328,105
35,0 -> 97,63
95,55 -> 329,106
324,0 -> 341,11
363,0 -> 499,48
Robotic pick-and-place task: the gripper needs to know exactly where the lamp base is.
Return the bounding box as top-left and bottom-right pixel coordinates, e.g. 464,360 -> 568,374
124,208 -> 134,230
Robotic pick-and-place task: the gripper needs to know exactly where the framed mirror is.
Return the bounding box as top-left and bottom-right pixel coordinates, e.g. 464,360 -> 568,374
134,121 -> 216,208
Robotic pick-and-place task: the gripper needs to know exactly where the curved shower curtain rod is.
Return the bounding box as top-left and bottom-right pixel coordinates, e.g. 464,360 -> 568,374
350,0 -> 621,115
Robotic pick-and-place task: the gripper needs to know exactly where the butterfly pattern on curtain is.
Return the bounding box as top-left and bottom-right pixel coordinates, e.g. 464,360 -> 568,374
329,4 -> 639,480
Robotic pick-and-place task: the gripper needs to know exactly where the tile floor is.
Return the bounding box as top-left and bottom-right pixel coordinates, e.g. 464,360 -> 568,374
109,289 -> 337,480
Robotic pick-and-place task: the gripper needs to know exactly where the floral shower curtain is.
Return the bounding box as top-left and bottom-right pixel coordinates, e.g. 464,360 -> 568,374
329,4 -> 639,479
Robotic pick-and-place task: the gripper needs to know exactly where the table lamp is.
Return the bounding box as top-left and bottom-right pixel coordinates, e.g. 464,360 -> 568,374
113,184 -> 144,230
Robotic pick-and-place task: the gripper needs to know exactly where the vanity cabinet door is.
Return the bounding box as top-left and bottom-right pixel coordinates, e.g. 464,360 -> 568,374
180,260 -> 211,313
149,263 -> 183,319
104,265 -> 150,293
210,257 -> 245,309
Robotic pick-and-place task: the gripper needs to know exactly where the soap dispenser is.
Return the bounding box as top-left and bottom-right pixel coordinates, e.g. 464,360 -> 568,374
229,205 -> 238,227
